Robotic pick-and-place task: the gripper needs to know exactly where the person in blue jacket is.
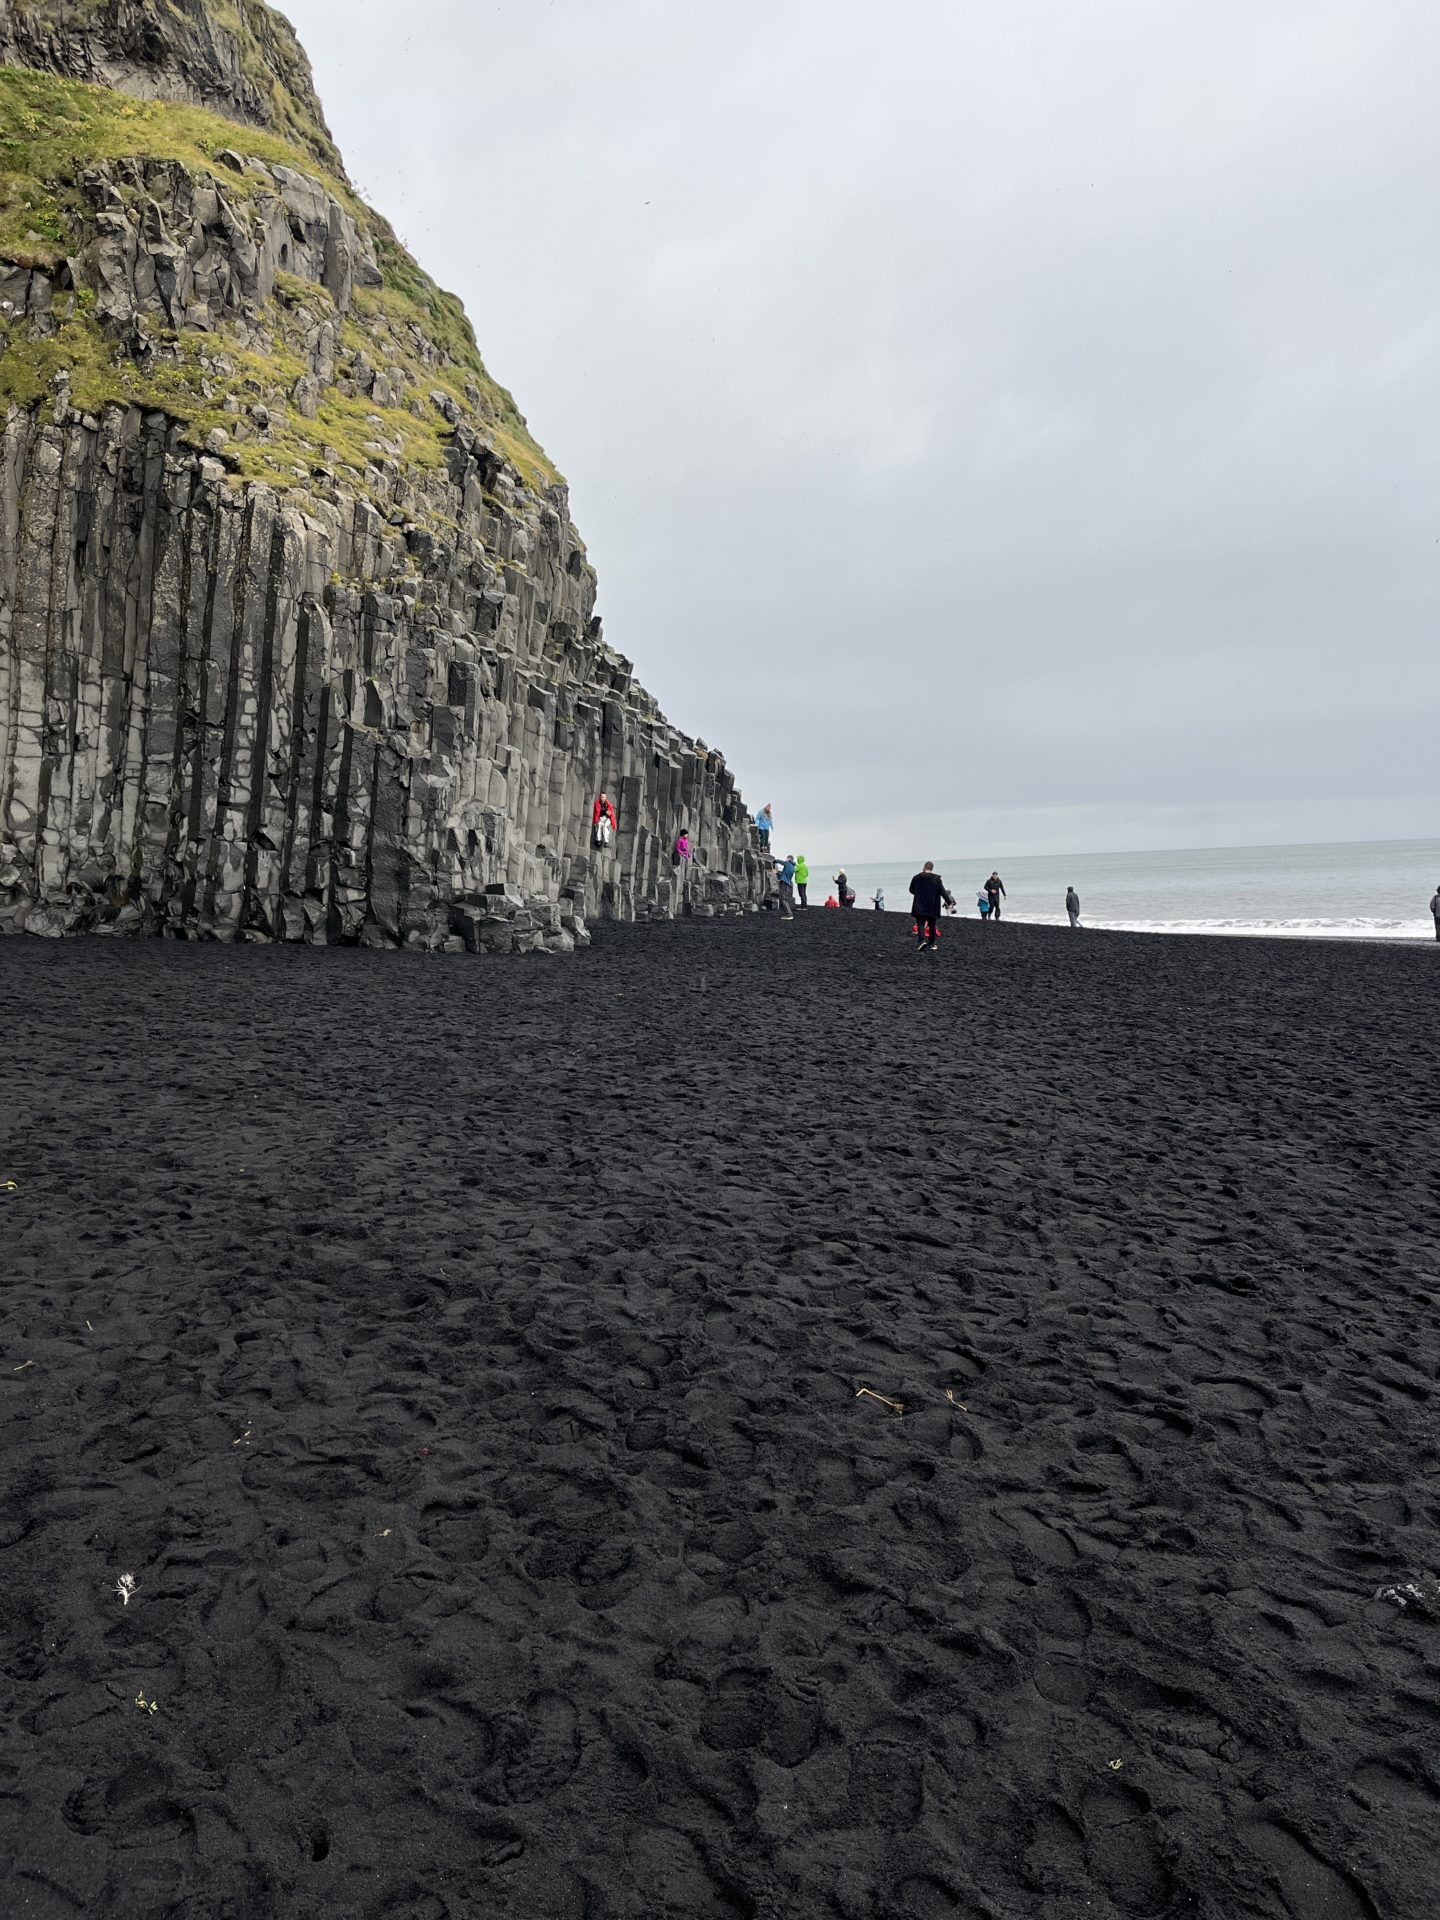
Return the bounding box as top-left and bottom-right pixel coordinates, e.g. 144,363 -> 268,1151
775,853 -> 797,921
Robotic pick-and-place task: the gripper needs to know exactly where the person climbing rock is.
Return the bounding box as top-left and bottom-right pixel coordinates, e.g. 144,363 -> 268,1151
755,803 -> 773,852
909,862 -> 955,953
775,853 -> 797,921
794,852 -> 809,908
675,828 -> 692,862
592,792 -> 617,848
985,870 -> 1006,921
1065,885 -> 1081,929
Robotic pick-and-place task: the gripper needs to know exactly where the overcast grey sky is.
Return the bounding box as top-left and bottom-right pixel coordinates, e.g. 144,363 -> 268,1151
284,0 -> 1437,861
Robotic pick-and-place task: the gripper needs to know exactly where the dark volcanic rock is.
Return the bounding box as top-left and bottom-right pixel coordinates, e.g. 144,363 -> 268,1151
0,2 -> 768,948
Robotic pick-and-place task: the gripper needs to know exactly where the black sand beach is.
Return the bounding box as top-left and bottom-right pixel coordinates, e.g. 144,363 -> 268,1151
2,914 -> 1437,1919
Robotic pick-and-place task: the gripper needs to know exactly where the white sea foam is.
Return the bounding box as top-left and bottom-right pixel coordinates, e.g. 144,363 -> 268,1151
998,914 -> 1436,942
867,908 -> 1433,941
823,840 -> 1439,943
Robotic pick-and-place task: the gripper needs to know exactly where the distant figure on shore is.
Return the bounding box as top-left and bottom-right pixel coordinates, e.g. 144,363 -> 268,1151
1431,884 -> 1440,940
824,894 -> 839,908
675,828 -> 692,862
985,871 -> 1006,921
873,887 -> 885,911
909,862 -> 956,953
592,792 -> 617,848
1066,885 -> 1081,929
795,853 -> 809,908
834,870 -> 855,908
775,853 -> 796,921
755,803 -> 773,852
977,890 -> 991,921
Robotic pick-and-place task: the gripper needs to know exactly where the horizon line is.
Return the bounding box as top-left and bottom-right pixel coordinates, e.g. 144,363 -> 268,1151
785,832 -> 1438,865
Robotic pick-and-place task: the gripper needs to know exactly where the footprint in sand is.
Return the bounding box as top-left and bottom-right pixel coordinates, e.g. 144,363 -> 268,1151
699,1667 -> 821,1767
624,1825 -> 747,1918
496,1692 -> 581,1803
1244,1816 -> 1380,1920
1076,1779 -> 1172,1915
1350,1753 -> 1440,1812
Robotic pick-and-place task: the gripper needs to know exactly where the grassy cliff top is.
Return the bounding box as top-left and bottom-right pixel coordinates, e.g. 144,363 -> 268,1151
8,0 -> 343,174
0,58 -> 560,492
0,60 -> 360,257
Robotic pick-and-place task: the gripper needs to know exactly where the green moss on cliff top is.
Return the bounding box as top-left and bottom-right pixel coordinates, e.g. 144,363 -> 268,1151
11,0 -> 342,175
0,65 -> 559,490
0,302 -> 464,491
349,269 -> 558,489
0,60 -> 363,280
0,63 -> 361,229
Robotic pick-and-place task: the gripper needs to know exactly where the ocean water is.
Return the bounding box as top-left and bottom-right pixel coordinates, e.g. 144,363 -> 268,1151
806,839 -> 1440,941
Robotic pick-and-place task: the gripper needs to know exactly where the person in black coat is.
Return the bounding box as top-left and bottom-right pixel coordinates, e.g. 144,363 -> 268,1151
908,863 -> 956,953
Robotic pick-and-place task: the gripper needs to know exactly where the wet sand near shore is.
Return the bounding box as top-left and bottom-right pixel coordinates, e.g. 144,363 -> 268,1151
2,915 -> 1437,1919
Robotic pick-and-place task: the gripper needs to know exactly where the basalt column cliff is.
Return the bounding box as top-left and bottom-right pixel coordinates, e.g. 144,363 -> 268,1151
0,0 -> 767,949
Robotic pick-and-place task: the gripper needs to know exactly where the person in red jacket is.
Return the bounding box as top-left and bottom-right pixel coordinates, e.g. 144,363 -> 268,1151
592,792 -> 617,848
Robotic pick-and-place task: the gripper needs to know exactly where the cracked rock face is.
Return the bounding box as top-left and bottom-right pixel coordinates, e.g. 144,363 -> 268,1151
0,1 -> 768,948
80,152 -> 379,336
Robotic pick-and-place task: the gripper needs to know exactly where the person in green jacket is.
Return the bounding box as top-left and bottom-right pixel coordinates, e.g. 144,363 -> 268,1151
794,853 -> 810,909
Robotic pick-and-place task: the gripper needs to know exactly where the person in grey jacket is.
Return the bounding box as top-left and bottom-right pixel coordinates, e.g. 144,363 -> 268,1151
1065,886 -> 1081,929
1431,885 -> 1440,941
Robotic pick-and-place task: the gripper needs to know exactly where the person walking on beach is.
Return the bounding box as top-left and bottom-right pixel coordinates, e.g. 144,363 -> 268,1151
873,886 -> 885,911
592,792 -> 617,848
909,862 -> 956,953
1431,884 -> 1440,940
1065,885 -> 1081,929
795,852 -> 809,908
834,869 -> 855,909
977,890 -> 991,922
775,853 -> 797,921
985,870 -> 1006,921
756,803 -> 773,852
